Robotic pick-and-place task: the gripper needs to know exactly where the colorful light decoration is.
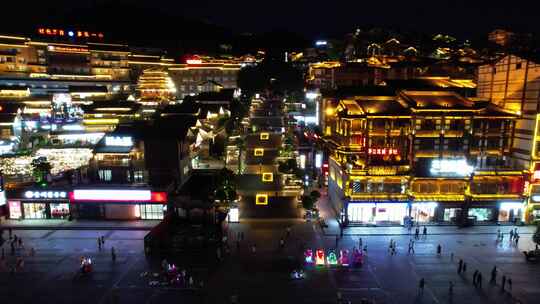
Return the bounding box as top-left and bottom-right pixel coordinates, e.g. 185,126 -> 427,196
71,189 -> 167,203
315,249 -> 325,265
339,250 -> 350,267
38,27 -> 104,39
352,248 -> 363,267
327,250 -> 338,265
304,249 -> 313,264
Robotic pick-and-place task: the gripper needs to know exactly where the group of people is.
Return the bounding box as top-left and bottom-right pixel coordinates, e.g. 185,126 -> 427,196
496,228 -> 521,246
412,225 -> 428,240
159,259 -> 202,288
458,259 -> 514,293
0,228 -> 36,275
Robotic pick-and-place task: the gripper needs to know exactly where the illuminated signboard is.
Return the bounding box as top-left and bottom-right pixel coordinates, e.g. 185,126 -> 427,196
368,148 -> 399,156
105,136 -> 133,147
38,28 -> 104,39
48,46 -> 88,53
9,201 -> 22,219
71,189 -> 167,203
315,40 -> 328,46
25,190 -> 67,199
430,159 -> 473,176
0,191 -> 5,206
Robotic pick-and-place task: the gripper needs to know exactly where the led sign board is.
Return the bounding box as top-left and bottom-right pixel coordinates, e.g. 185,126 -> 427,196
105,136 -> 133,147
72,189 -> 167,203
38,28 -> 104,39
430,159 -> 473,176
25,190 -> 67,199
368,148 -> 398,156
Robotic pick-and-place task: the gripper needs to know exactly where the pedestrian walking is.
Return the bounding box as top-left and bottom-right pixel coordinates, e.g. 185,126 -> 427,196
391,243 -> 397,256
286,227 -> 291,237
280,238 -> 285,249
473,270 -> 478,286
418,278 -> 425,295
497,229 -> 501,241
477,273 -> 483,288
8,228 -> 12,240
408,240 -> 415,254
415,227 -> 420,240
101,236 -> 105,246
359,237 -> 363,249
509,229 -> 514,241
29,247 -> 35,257
18,238 -> 23,249
458,259 -> 463,274
98,237 -> 102,251
508,278 -> 512,292
463,262 -> 467,273
436,244 -> 442,256
111,246 -> 116,262
422,226 -> 427,239
189,276 -> 194,287
515,234 -> 520,246
10,241 -> 15,256
502,275 -> 507,291
491,266 -> 497,283
251,244 -> 257,254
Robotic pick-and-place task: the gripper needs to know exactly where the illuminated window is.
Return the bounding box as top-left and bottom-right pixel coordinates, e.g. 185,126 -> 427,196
262,173 -> 273,182
254,148 -> 264,156
98,169 -> 112,181
260,133 -> 269,140
256,194 -> 268,205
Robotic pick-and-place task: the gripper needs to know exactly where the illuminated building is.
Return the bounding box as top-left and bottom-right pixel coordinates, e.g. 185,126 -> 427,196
324,90 -> 521,226
136,68 -> 177,104
168,59 -> 241,99
81,101 -> 142,132
477,53 -> 540,222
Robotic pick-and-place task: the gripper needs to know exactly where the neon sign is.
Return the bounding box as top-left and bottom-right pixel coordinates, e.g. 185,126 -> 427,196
105,136 -> 133,147
430,159 -> 473,176
71,189 -> 167,203
38,28 -> 104,39
368,148 -> 399,155
25,190 -> 67,199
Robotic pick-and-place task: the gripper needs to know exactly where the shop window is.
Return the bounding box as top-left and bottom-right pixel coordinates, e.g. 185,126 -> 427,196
134,170 -> 145,182
98,169 -> 112,181
139,204 -> 164,220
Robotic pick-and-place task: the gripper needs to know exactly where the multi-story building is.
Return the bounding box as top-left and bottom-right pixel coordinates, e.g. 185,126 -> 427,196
324,90 -> 522,226
168,61 -> 241,99
477,53 -> 540,223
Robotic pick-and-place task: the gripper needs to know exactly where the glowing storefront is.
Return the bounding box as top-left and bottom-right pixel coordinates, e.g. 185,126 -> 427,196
70,188 -> 167,220
6,188 -> 70,219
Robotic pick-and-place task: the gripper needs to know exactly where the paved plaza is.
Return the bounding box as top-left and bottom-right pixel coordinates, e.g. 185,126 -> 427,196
1,210 -> 539,304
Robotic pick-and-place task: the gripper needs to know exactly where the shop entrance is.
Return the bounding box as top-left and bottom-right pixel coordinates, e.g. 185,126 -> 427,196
468,208 -> 495,222
374,203 -> 407,225
411,203 -> 437,223
347,203 -> 375,223
498,202 -> 523,223
23,203 -> 47,219
50,203 -> 70,219
139,204 -> 164,220
443,208 -> 462,222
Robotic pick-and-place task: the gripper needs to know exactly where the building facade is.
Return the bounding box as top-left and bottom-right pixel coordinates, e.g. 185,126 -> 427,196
477,53 -> 540,222
324,90 -> 522,226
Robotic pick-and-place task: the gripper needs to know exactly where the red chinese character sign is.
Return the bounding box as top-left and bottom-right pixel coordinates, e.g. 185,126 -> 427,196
37,27 -> 104,40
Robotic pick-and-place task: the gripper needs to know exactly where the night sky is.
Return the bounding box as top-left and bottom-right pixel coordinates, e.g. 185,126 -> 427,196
1,0 -> 537,47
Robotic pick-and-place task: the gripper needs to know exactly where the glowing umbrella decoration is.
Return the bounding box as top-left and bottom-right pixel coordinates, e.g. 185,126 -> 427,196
315,249 -> 325,265
327,250 -> 338,265
304,249 -> 314,264
339,249 -> 350,267
352,248 -> 363,267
